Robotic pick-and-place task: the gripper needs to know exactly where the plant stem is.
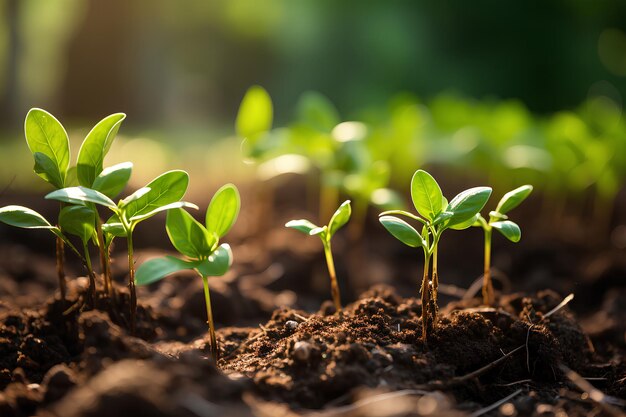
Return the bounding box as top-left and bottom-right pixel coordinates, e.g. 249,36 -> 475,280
421,254 -> 432,343
201,274 -> 218,363
482,227 -> 494,305
126,231 -> 137,335
55,236 -> 66,302
84,242 -> 96,309
95,216 -> 112,298
322,240 -> 342,313
431,242 -> 439,321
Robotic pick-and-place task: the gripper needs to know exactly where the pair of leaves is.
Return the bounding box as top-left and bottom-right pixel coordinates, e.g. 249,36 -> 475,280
285,200 -> 351,243
166,184 -> 240,259
135,244 -> 233,286
477,184 -> 533,243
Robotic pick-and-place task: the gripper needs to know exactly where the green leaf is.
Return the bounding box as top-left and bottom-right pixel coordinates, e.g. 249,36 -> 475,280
77,113 -> 126,187
410,170 -> 444,221
285,219 -> 319,234
205,184 -> 240,238
310,225 -> 327,237
121,170 -> 189,219
433,211 -> 453,226
495,185 -> 533,215
58,205 -> 96,244
492,220 -> 521,242
196,244 -> 233,277
33,152 -> 65,189
129,201 -> 198,224
45,186 -> 117,210
328,200 -> 351,237
136,256 -> 198,286
296,91 -> 340,132
446,187 -> 492,227
379,215 -> 425,248
450,213 -> 480,230
92,162 -> 133,198
0,205 -> 55,229
24,108 -> 70,188
166,208 -> 217,258
236,86 -> 273,142
102,214 -> 126,238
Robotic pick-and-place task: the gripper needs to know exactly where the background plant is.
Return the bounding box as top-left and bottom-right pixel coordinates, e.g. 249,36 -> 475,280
474,185 -> 533,305
286,200 -> 351,313
379,170 -> 491,341
135,184 -> 240,362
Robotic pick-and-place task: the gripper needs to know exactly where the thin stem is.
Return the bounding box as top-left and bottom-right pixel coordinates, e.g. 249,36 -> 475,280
200,274 -> 218,363
421,253 -> 432,343
95,216 -> 112,298
84,242 -> 96,309
323,240 -> 342,313
482,227 -> 493,305
126,230 -> 137,335
431,241 -> 439,320
55,235 -> 66,302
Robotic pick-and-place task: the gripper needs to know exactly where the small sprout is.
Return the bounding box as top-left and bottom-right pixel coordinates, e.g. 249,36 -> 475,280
135,184 -> 241,363
286,200 -> 351,313
46,170 -> 196,334
379,170 -> 491,342
474,185 -> 533,305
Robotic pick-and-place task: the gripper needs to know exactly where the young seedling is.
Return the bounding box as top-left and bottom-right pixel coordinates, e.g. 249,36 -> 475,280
285,200 -> 351,312
46,170 -> 195,333
379,170 -> 491,342
474,185 -> 533,305
135,184 -> 240,363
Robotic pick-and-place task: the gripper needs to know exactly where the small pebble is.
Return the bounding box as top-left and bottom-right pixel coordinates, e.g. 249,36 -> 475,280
285,320 -> 299,331
292,341 -> 311,362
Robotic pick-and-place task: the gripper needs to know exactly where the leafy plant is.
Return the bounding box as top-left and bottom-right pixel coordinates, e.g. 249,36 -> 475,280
135,184 -> 240,362
474,185 -> 533,305
379,170 -> 491,342
46,170 -> 195,333
286,200 -> 351,312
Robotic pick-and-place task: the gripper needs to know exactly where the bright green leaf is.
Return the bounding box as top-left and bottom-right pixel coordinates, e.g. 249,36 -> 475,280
450,213 -> 480,230
410,170 -> 444,221
492,220 -> 521,242
92,162 -> 133,198
328,200 -> 351,237
166,208 -> 217,258
77,113 -> 126,187
136,256 -> 199,286
205,184 -> 240,238
310,226 -> 327,237
24,108 -> 70,188
58,205 -> 96,244
0,205 -> 55,229
379,215 -> 425,248
196,244 -> 233,277
495,185 -> 533,215
433,211 -> 453,226
45,186 -> 117,209
446,187 -> 492,227
122,170 -> 189,219
236,86 -> 273,142
129,201 -> 198,224
285,219 -> 319,234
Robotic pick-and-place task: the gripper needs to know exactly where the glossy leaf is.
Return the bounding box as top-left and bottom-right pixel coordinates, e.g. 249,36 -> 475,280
328,200 -> 351,237
446,187 -> 492,227
24,108 -> 70,188
77,113 -> 126,187
285,219 -> 319,234
136,256 -> 199,286
379,215 -> 425,248
59,205 -> 96,244
0,205 -> 55,229
46,186 -> 117,210
495,185 -> 533,215
102,214 -> 126,238
92,162 -> 133,198
492,220 -> 521,242
236,86 -> 273,141
450,213 -> 480,230
129,201 -> 198,224
433,211 -> 453,226
122,170 -> 189,220
411,170 -> 444,221
310,225 -> 327,237
205,184 -> 240,238
196,244 -> 233,277
166,208 -> 217,258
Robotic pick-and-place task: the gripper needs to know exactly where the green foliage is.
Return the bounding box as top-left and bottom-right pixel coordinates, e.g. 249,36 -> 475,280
476,185 -> 533,243
236,86 -> 273,143
58,205 -> 96,244
379,216 -> 424,248
0,205 -> 56,229
286,200 -> 351,244
92,162 -> 133,198
206,184 -> 241,238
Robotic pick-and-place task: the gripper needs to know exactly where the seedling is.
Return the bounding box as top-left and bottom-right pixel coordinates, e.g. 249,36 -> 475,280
286,200 -> 351,312
379,170 -> 491,342
135,184 -> 241,362
46,170 -> 195,333
474,185 -> 533,305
